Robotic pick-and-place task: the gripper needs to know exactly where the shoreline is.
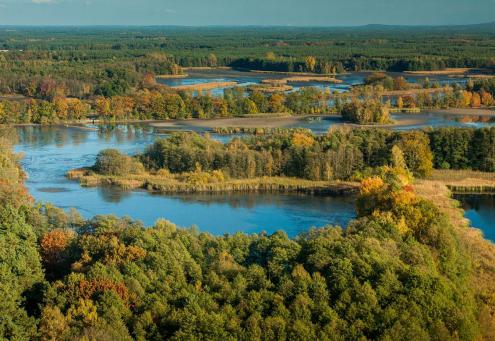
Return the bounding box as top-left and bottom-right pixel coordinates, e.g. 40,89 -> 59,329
434,108 -> 495,117
428,169 -> 495,193
67,168 -> 360,195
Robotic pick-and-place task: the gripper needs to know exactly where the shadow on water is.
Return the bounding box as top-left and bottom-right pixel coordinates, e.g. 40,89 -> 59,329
453,194 -> 495,242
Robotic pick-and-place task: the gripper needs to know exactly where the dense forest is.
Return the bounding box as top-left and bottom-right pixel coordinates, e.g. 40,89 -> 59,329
1,25 -> 495,339
0,25 -> 494,125
0,26 -> 495,99
90,127 -> 494,185
1,126 -> 495,339
137,129 -> 432,180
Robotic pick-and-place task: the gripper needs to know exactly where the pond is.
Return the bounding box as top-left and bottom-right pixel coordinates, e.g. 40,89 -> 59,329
15,125 -> 356,237
454,194 -> 495,242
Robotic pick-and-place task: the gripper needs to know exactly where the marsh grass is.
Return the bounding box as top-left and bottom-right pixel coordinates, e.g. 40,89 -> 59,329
428,170 -> 495,193
67,167 -> 359,195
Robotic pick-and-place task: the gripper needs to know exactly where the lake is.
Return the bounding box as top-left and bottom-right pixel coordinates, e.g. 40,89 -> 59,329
16,122 -> 495,238
15,125 -> 356,237
454,194 -> 495,242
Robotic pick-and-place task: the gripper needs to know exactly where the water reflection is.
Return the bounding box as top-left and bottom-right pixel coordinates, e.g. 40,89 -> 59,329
14,124 -> 356,236
14,123 -> 495,237
157,69 -> 470,96
454,194 -> 495,242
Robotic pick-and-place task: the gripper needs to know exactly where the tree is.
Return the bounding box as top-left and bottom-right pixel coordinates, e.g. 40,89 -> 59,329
207,53 -> 218,67
265,52 -> 277,61
304,56 -> 317,73
39,306 -> 68,341
94,149 -> 144,176
397,132 -> 433,177
391,145 -> 407,170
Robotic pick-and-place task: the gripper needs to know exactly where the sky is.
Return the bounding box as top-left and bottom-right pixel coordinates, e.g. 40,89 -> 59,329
0,0 -> 494,26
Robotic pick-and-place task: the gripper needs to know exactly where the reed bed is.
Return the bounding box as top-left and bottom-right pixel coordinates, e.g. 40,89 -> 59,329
404,68 -> 471,75
67,168 -> 359,195
261,76 -> 342,85
428,169 -> 495,193
212,127 -> 311,135
246,84 -> 294,93
170,81 -> 238,91
156,74 -> 188,79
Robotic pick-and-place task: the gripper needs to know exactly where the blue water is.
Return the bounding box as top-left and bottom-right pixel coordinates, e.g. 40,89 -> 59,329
157,69 -> 469,96
454,194 -> 495,242
15,125 -> 356,237
15,122 -> 495,237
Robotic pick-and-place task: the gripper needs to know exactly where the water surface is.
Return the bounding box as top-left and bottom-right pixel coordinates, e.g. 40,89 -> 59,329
158,69 -> 469,96
15,125 -> 356,236
454,194 -> 495,242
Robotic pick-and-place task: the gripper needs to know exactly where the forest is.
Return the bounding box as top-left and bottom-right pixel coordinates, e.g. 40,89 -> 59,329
1,25 -> 495,340
0,25 -> 495,100
1,77 -> 495,125
0,25 -> 494,125
82,127 -> 495,185
1,125 -> 495,340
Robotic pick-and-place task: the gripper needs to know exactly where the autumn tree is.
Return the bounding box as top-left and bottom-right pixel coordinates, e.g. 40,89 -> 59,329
304,56 -> 317,73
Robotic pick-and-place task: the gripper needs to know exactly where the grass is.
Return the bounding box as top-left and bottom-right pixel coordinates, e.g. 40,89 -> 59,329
169,81 -> 237,91
156,74 -> 188,79
212,127 -> 311,135
261,76 -> 343,84
246,84 -> 294,93
67,168 -> 359,195
428,169 -> 495,193
404,68 -> 471,75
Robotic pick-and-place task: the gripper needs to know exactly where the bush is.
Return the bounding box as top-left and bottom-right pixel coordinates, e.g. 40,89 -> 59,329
341,99 -> 390,124
94,149 -> 144,176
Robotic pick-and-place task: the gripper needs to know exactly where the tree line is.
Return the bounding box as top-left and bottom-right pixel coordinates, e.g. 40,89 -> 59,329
133,129 -> 434,180
91,127 -> 495,185
0,87 -> 332,124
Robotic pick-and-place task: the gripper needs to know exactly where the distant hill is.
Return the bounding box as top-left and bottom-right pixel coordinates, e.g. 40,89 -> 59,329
358,21 -> 495,33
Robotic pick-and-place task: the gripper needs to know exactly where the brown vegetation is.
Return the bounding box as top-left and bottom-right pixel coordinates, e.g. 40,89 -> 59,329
67,168 -> 359,195
404,68 -> 472,75
262,76 -> 342,85
169,81 -> 238,91
156,74 -> 188,79
428,169 -> 495,193
246,84 -> 294,93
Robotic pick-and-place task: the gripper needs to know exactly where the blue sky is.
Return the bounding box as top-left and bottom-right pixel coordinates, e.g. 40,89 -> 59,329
0,0 -> 494,26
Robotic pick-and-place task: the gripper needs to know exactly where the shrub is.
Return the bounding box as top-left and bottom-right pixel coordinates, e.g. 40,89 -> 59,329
94,149 -> 144,176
